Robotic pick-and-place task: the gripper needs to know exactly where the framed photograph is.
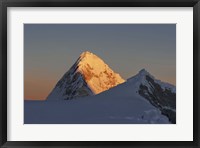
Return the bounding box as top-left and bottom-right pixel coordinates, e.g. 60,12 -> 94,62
1,0 -> 199,147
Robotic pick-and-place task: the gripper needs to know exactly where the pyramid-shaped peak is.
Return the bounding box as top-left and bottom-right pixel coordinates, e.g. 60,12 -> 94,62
139,68 -> 149,75
127,68 -> 154,83
137,69 -> 155,79
80,51 -> 94,58
82,50 -> 92,54
47,50 -> 125,100
77,51 -> 105,67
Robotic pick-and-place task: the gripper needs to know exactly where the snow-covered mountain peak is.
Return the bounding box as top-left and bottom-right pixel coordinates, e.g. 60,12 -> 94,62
80,51 -> 93,57
77,51 -> 125,93
125,69 -> 176,123
139,68 -> 149,75
138,69 -> 155,79
77,51 -> 109,73
127,69 -> 153,84
127,69 -> 175,93
78,51 -> 94,62
47,51 -> 125,100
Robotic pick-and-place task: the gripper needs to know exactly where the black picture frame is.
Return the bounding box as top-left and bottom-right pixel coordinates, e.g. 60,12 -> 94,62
0,0 -> 199,147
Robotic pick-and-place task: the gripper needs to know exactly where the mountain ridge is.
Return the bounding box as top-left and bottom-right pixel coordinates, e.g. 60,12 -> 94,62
90,68 -> 176,123
29,67 -> 176,124
26,51 -> 176,124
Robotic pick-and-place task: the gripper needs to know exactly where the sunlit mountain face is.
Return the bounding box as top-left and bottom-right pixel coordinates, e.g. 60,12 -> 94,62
47,51 -> 125,100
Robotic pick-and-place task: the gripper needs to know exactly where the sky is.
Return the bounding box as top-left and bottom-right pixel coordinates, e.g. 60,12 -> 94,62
24,24 -> 176,100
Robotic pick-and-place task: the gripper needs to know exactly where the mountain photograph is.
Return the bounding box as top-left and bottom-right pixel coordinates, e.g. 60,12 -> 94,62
24,24 -> 176,124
